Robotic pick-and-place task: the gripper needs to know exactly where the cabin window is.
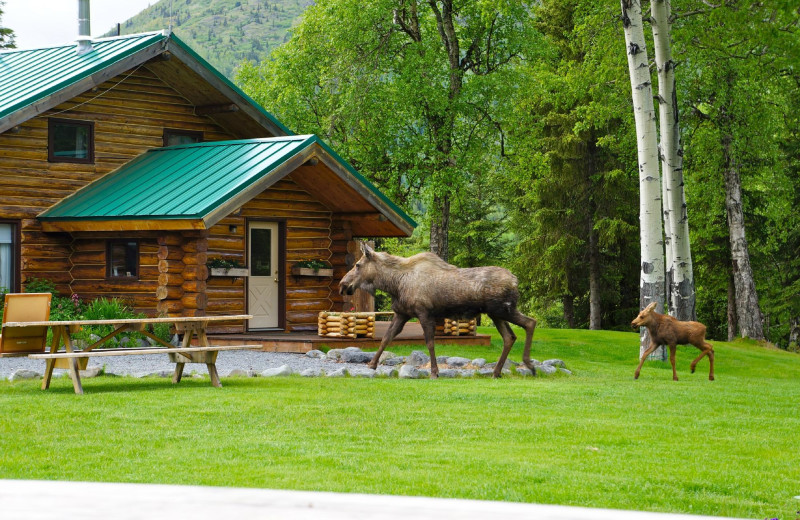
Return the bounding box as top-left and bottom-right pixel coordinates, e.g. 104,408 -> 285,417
0,223 -> 18,293
48,119 -> 94,163
163,129 -> 203,147
107,240 -> 139,279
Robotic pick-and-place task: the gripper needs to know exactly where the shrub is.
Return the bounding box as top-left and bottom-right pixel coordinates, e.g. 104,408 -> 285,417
24,277 -> 58,296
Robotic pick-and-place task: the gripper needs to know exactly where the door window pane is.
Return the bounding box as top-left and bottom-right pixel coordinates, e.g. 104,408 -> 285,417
250,229 -> 272,276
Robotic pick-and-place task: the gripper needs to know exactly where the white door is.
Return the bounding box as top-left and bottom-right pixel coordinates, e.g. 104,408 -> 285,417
248,221 -> 280,329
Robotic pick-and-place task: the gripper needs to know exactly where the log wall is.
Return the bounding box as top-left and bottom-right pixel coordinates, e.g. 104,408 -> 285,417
206,177 -> 341,333
0,65 -> 235,309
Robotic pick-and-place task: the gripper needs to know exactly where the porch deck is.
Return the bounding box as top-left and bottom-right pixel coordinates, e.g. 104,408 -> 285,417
207,321 -> 491,353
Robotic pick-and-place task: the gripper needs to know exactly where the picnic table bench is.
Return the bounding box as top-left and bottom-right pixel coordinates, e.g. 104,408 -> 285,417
3,314 -> 257,394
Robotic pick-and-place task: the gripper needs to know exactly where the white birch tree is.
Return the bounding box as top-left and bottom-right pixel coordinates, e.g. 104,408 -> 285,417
620,0 -> 666,360
651,0 -> 696,322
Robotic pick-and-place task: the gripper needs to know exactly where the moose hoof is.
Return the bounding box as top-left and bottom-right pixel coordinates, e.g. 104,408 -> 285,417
709,376 -> 715,381
366,362 -> 378,370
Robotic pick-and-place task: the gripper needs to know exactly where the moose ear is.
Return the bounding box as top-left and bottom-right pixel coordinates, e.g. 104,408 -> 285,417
360,242 -> 375,259
645,302 -> 658,312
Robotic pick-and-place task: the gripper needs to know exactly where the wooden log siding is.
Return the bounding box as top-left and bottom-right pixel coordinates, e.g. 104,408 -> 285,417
0,65 -> 237,302
205,178 -> 340,333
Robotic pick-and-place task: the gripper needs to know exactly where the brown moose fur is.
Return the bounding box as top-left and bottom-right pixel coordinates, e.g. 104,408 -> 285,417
631,302 -> 715,381
339,243 -> 537,378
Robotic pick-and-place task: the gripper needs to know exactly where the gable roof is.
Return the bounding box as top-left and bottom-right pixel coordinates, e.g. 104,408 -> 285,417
0,31 -> 291,137
39,135 -> 416,237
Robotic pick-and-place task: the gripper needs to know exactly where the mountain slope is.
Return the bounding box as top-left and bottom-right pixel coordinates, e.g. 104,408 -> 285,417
104,0 -> 311,78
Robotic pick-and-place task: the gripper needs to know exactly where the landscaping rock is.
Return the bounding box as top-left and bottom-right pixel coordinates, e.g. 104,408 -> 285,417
471,358 -> 487,368
558,368 -> 573,375
227,369 -> 251,377
438,369 -> 458,378
80,365 -> 102,378
516,367 -> 534,377
305,350 -> 326,359
407,350 -> 430,367
383,356 -> 405,366
326,349 -> 345,361
536,364 -> 557,376
344,346 -> 362,353
340,350 -> 373,364
300,367 -> 324,377
376,366 -> 399,377
436,355 -> 449,365
418,368 -> 431,378
326,367 -> 348,378
446,356 -> 471,367
398,365 -> 420,379
543,359 -> 566,368
478,368 -> 495,377
261,365 -> 294,377
378,351 -> 397,363
348,367 -> 376,378
458,369 -> 476,378
137,339 -> 150,348
9,369 -> 40,381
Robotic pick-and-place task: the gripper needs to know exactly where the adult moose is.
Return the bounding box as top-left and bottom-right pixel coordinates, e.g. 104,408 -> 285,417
339,243 -> 537,378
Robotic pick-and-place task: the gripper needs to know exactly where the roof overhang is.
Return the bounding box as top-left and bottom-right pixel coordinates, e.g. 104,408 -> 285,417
0,31 -> 290,138
39,136 -> 415,237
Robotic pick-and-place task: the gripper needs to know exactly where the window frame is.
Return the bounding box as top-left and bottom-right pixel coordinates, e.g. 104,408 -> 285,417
162,129 -> 203,147
48,118 -> 95,164
106,239 -> 140,280
0,220 -> 21,293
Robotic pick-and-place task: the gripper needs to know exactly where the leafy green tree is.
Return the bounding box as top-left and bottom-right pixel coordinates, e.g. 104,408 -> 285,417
502,0 -> 639,330
237,0 -> 534,262
0,1 -> 16,49
677,0 -> 799,342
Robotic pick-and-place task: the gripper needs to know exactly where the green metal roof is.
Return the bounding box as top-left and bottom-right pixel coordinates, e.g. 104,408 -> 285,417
0,31 -> 290,135
0,32 -> 165,121
39,135 -> 416,230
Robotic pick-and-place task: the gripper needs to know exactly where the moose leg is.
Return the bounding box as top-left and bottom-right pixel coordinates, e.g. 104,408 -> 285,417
367,313 -> 410,370
668,345 -> 678,381
490,317 -> 517,379
507,309 -> 537,371
634,342 -> 659,380
418,314 -> 439,379
690,342 -> 715,381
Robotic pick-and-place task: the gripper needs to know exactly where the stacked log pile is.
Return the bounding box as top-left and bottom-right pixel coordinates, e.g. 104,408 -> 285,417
438,318 -> 477,336
317,311 -> 376,338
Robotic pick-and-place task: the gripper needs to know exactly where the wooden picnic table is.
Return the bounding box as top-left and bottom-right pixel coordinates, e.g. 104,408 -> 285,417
3,315 -> 256,394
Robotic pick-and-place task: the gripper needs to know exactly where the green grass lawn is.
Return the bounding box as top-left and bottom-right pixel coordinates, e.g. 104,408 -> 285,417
1,327 -> 799,519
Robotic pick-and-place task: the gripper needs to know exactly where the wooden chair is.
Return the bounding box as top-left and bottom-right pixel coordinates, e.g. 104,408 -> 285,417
0,293 -> 52,354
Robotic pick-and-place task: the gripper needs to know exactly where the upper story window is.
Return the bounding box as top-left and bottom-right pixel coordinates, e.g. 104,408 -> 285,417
107,240 -> 139,279
163,129 -> 203,147
48,118 -> 94,163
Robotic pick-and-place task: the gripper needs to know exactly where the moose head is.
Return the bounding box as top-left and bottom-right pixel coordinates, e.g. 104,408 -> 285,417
339,242 -> 378,296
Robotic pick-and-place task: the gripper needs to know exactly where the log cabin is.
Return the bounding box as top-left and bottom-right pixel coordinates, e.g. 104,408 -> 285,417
0,30 -> 416,336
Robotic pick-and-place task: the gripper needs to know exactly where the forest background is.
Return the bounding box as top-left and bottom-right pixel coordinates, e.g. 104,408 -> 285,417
1,0 -> 798,349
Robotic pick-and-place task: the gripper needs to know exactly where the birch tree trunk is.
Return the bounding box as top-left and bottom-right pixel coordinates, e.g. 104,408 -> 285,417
651,0 -> 696,321
621,0 -> 666,360
722,133 -> 765,340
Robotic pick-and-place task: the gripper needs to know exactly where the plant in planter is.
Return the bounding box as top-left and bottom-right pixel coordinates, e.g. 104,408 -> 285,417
207,258 -> 248,276
292,259 -> 333,276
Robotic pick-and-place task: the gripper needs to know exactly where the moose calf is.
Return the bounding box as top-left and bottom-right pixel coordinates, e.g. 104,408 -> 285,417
631,302 -> 715,381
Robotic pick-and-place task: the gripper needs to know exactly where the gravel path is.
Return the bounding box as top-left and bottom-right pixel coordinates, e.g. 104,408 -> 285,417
0,349 -> 368,379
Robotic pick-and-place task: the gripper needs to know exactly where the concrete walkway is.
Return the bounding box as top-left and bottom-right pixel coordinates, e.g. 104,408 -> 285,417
0,480 -> 749,520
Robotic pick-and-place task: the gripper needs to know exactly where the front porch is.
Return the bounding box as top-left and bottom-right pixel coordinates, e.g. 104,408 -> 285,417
206,321 -> 492,353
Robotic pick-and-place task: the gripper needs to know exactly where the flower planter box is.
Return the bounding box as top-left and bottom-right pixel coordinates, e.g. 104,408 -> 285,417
292,267 -> 333,277
210,267 -> 249,277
